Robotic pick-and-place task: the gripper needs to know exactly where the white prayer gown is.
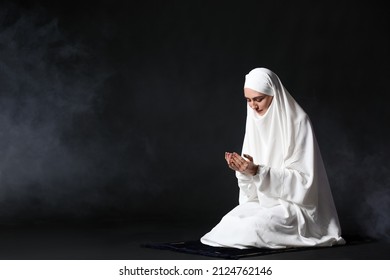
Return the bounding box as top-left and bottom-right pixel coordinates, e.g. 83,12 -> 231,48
201,68 -> 345,249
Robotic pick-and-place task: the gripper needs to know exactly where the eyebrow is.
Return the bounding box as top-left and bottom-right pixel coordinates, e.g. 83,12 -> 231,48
245,96 -> 265,100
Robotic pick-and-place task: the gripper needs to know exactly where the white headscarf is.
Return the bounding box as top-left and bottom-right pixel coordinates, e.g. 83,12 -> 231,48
244,68 -> 274,96
243,67 -> 306,172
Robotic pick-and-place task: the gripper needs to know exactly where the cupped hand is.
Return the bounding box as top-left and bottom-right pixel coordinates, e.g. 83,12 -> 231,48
225,152 -> 259,176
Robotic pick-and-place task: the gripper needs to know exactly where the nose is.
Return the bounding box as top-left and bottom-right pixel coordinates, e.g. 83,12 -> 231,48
249,101 -> 257,109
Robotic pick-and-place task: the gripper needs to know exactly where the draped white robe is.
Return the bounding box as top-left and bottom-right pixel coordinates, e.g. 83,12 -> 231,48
201,68 -> 345,249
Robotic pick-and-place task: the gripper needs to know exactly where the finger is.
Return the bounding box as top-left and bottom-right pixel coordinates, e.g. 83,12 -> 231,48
230,162 -> 240,171
233,161 -> 247,172
232,155 -> 248,171
226,153 -> 232,164
231,154 -> 242,166
234,152 -> 247,162
240,161 -> 249,172
232,152 -> 241,160
228,162 -> 239,171
232,153 -> 246,165
243,154 -> 253,162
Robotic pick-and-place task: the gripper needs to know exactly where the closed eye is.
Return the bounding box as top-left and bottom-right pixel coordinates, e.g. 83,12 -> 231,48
245,97 -> 265,102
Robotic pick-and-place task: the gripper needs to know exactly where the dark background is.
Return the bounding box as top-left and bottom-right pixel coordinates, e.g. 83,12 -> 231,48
0,0 -> 389,242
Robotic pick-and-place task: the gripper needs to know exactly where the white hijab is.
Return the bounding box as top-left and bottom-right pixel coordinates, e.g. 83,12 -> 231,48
243,68 -> 307,170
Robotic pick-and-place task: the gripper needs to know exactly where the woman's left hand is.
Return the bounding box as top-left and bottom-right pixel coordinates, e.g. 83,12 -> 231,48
227,152 -> 259,176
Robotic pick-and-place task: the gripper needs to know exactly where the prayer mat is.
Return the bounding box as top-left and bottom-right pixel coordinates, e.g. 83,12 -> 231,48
141,235 -> 375,259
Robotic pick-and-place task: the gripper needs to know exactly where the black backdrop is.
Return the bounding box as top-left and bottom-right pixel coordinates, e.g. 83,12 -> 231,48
0,0 -> 389,241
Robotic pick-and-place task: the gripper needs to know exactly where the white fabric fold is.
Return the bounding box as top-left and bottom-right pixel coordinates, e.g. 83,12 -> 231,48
201,67 -> 345,248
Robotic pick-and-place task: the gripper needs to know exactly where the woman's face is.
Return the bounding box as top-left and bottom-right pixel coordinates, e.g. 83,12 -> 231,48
244,88 -> 273,116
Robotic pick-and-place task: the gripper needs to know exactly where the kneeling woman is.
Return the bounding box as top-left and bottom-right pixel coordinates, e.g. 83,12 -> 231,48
201,67 -> 345,249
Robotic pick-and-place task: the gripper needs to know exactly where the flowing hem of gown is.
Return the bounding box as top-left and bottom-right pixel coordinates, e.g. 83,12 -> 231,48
200,202 -> 345,249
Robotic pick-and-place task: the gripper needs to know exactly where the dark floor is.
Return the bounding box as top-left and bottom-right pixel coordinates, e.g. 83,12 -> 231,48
0,220 -> 389,260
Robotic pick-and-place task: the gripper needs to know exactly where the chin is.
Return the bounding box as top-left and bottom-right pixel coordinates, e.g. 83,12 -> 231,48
256,110 -> 264,115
